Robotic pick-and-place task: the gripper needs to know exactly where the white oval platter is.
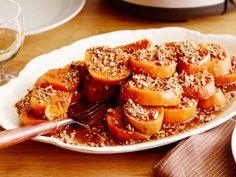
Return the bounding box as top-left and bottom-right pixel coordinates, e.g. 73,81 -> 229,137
1,27 -> 236,154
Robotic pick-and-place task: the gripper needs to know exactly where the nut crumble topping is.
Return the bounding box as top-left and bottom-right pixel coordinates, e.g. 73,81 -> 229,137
15,90 -> 32,114
64,68 -> 80,88
179,97 -> 197,109
87,46 -> 129,77
128,74 -> 183,94
208,43 -> 228,60
179,71 -> 214,87
53,127 -> 78,145
177,41 -> 209,64
131,44 -> 177,66
229,56 -> 236,73
155,108 -> 215,139
124,99 -> 159,121
31,86 -> 58,103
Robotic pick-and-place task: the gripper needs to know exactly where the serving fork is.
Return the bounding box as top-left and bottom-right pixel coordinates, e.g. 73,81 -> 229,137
0,101 -> 111,149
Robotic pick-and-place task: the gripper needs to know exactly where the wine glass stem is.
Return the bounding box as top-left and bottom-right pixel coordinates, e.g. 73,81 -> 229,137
0,63 -> 4,75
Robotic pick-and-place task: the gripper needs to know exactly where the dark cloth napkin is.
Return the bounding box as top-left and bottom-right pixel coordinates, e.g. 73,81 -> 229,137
153,119 -> 236,177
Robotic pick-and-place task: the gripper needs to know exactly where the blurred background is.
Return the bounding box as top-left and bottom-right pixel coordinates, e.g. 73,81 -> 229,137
5,0 -> 236,75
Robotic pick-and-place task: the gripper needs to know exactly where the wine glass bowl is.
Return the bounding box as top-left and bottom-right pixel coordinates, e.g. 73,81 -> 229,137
0,0 -> 24,85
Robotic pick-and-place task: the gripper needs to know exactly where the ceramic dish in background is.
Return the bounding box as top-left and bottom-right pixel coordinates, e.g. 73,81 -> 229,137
1,27 -> 236,154
232,126 -> 236,162
15,0 -> 86,35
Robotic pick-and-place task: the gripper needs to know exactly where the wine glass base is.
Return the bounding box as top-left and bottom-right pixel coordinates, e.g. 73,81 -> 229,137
0,73 -> 15,86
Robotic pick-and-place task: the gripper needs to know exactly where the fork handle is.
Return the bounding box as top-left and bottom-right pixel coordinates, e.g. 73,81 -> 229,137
0,121 -> 57,149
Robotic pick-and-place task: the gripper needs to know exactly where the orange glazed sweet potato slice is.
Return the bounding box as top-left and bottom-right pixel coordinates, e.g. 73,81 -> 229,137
120,74 -> 182,106
121,39 -> 151,53
215,56 -> 236,86
19,109 -> 65,135
179,71 -> 216,101
44,94 -> 71,121
35,63 -> 80,92
198,89 -> 227,110
129,44 -> 177,78
163,97 -> 197,124
30,86 -> 71,120
106,107 -> 148,141
20,109 -> 46,125
207,43 -> 231,77
222,83 -> 236,92
215,72 -> 236,86
82,75 -> 119,103
177,42 -> 210,74
124,99 -> 164,135
85,46 -> 131,85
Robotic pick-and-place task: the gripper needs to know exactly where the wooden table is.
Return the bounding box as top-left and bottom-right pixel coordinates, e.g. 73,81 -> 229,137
1,0 -> 236,176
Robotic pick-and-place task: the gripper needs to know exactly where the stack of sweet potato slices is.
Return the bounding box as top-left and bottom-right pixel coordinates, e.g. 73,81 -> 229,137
16,39 -> 236,141
85,40 -> 234,141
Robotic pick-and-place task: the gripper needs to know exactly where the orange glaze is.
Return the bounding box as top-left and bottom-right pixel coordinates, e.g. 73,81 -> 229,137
52,103 -> 232,146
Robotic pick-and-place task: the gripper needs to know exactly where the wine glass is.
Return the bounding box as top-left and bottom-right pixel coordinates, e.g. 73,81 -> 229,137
0,0 -> 24,85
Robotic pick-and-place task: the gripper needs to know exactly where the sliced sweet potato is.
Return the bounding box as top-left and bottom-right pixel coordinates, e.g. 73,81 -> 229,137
124,100 -> 164,135
121,39 -> 151,53
179,71 -> 216,100
178,43 -> 210,74
130,58 -> 176,78
223,83 -> 236,92
85,46 -> 131,85
20,109 -> 46,125
164,97 -> 197,124
120,74 -> 182,106
215,72 -> 236,86
198,89 -> 227,110
82,75 -> 119,103
106,107 -> 148,141
30,87 -> 72,120
44,94 -> 71,121
35,64 -> 80,92
71,60 -> 90,81
19,109 -> 65,135
215,56 -> 236,86
207,43 -> 231,77
129,45 -> 177,78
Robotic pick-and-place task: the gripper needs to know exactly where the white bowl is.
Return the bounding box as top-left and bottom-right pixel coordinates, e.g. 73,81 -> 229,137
15,0 -> 86,35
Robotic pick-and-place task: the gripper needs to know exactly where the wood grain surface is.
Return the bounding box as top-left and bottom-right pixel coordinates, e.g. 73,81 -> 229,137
1,0 -> 236,176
